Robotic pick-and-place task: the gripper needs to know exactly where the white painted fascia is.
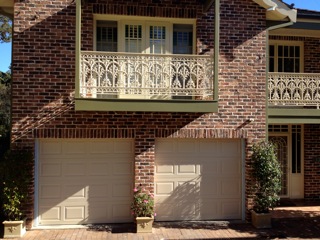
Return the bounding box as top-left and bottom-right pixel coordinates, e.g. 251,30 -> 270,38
253,0 -> 297,22
0,0 -> 13,7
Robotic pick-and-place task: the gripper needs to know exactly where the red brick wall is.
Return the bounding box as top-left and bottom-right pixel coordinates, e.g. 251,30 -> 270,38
304,38 -> 320,73
11,0 -> 267,225
304,124 -> 320,200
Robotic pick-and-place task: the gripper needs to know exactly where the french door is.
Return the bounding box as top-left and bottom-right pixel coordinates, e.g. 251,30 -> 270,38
269,125 -> 304,199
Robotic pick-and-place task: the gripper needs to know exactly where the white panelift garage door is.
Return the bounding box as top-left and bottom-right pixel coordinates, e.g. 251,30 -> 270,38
38,139 -> 134,225
155,139 -> 242,221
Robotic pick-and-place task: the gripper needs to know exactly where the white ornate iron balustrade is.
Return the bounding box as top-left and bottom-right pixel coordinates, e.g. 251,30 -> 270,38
269,73 -> 320,108
80,51 -> 214,100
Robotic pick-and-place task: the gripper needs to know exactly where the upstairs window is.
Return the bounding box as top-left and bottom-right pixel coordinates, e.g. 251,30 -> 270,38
269,41 -> 303,73
94,16 -> 195,55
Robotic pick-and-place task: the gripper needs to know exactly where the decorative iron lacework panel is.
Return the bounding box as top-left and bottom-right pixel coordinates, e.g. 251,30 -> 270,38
268,73 -> 320,108
80,51 -> 214,100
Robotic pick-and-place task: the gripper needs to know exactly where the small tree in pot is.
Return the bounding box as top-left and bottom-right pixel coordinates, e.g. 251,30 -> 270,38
251,141 -> 282,228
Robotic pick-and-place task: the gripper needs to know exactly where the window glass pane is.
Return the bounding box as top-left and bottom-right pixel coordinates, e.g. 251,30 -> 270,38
284,58 -> 294,72
149,25 -> 166,54
269,45 -> 274,57
290,46 -> 294,57
295,46 -> 300,57
96,21 -> 117,52
284,46 -> 289,57
278,46 -> 283,57
295,59 -> 300,73
292,132 -> 297,173
173,24 -> 193,54
125,24 -> 142,53
278,58 -> 283,72
269,58 -> 274,72
292,125 -> 302,174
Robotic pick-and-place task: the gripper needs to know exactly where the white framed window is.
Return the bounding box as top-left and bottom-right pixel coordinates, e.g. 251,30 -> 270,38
94,15 -> 196,54
269,40 -> 304,73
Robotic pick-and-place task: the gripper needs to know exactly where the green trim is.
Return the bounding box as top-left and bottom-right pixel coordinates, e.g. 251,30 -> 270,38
75,0 -> 81,99
75,99 -> 218,113
267,21 -> 320,31
268,108 -> 320,124
214,0 -> 219,103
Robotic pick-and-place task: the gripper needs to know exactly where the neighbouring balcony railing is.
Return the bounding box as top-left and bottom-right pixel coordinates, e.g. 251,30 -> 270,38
80,51 -> 214,100
268,72 -> 320,108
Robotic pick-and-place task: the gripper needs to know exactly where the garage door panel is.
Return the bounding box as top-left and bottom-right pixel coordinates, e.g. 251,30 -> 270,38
155,182 -> 174,195
221,200 -> 242,219
221,158 -> 241,175
89,141 -> 114,153
112,162 -> 133,175
177,202 -> 198,220
63,163 -> 86,176
90,184 -> 108,198
40,140 -> 62,155
65,206 -> 85,221
155,139 -> 242,221
63,141 -> 87,154
112,182 -> 132,197
111,204 -> 132,221
155,164 -> 174,174
63,185 -> 86,199
200,161 -> 218,175
177,164 -> 197,174
114,141 -> 134,153
87,204 -> 108,223
200,200 -> 219,219
40,206 -> 61,222
88,162 -> 110,175
177,140 -> 197,153
39,185 -> 62,199
216,141 -> 241,157
38,139 -> 134,225
40,163 -> 62,177
199,180 -> 218,196
221,179 -> 241,196
154,203 -> 174,220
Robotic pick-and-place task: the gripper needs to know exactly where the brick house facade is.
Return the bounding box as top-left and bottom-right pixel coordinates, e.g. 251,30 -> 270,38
1,0 -> 319,228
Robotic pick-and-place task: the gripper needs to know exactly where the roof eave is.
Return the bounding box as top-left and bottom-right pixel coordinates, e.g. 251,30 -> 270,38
253,0 -> 297,22
0,0 -> 14,18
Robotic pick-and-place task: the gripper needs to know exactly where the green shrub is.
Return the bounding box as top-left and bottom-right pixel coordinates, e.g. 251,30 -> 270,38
0,150 -> 33,220
251,141 -> 282,213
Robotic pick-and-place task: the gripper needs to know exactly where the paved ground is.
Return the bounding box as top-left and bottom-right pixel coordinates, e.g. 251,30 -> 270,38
1,200 -> 320,239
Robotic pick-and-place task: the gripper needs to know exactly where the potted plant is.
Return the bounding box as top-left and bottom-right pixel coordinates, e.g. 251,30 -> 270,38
0,150 -> 33,238
131,184 -> 155,233
251,141 -> 282,229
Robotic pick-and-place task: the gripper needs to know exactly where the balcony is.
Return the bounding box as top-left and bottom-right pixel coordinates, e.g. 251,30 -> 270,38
80,51 -> 214,100
269,73 -> 320,108
268,72 -> 320,124
76,51 -> 216,112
